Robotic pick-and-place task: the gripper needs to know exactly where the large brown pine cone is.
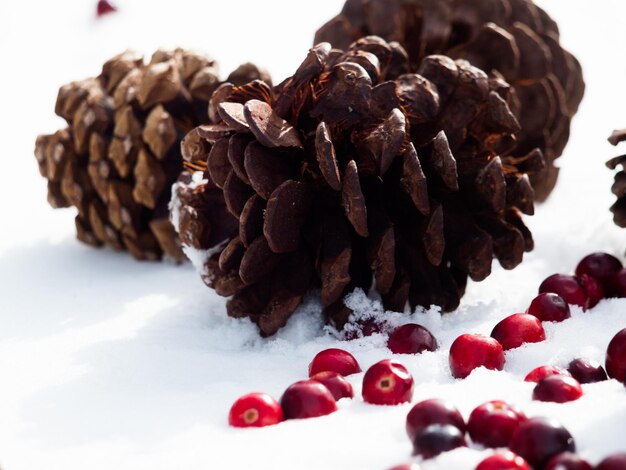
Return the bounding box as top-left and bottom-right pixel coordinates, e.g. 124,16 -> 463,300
173,36 -> 544,336
34,49 -> 269,261
315,0 -> 585,201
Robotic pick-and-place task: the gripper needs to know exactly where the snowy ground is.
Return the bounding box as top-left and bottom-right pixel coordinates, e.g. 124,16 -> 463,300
0,0 -> 625,469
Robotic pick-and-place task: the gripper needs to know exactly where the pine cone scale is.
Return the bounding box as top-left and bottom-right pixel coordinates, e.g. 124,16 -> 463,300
244,141 -> 294,199
342,160 -> 369,237
264,180 -> 313,253
315,121 -> 342,191
244,99 -> 303,149
400,144 -> 431,215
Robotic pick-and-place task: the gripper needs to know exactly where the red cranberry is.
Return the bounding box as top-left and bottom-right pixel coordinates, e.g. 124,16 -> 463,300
406,399 -> 466,442
310,371 -> 354,401
490,314 -> 546,350
475,452 -> 531,470
362,359 -> 414,405
387,323 -> 438,355
597,454 -> 626,470
449,334 -> 505,379
533,375 -> 583,403
308,348 -> 361,377
539,274 -> 588,309
387,465 -> 420,470
468,400 -> 527,448
280,380 -> 337,419
343,318 -> 385,340
567,358 -> 608,384
524,365 -> 571,382
96,0 -> 117,16
606,329 -> 626,383
545,452 -> 593,470
607,269 -> 626,297
527,293 -> 571,322
510,418 -> 575,469
576,253 -> 622,286
412,424 -> 466,459
228,393 -> 283,428
579,274 -> 604,308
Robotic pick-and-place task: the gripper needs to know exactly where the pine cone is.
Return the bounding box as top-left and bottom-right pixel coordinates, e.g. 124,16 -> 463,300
315,0 -> 584,201
173,36 -> 543,336
607,130 -> 626,227
35,49 -> 269,261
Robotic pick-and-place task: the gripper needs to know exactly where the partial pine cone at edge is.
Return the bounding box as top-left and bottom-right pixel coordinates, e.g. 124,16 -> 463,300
607,129 -> 626,228
315,0 -> 585,202
173,36 -> 544,336
34,48 -> 269,261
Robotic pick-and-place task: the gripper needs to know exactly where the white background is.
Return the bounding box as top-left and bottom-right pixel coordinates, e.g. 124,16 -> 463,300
0,0 -> 625,469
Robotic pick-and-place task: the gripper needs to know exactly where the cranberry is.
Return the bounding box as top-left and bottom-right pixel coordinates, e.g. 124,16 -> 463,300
412,424 -> 466,459
607,269 -> 626,297
362,359 -> 414,405
567,358 -> 608,384
579,274 -> 604,308
533,375 -> 583,403
545,452 -> 593,470
96,0 -> 117,16
308,348 -> 361,377
343,318 -> 385,340
280,380 -> 337,419
527,293 -> 571,322
524,365 -> 571,382
228,393 -> 283,428
475,452 -> 531,470
387,323 -> 438,355
510,417 -> 575,469
468,400 -> 527,448
575,253 -> 622,286
596,454 -> 626,470
539,274 -> 588,309
449,334 -> 505,379
490,314 -> 546,350
310,371 -> 354,401
406,399 -> 466,442
606,329 -> 626,383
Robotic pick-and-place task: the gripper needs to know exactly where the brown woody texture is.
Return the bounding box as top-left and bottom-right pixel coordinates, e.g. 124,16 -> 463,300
315,0 -> 585,201
35,49 -> 268,261
173,36 -> 545,336
607,130 -> 626,227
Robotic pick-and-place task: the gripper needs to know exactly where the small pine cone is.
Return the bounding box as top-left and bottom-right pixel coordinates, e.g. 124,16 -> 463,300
173,37 -> 543,336
607,129 -> 626,227
35,49 -> 268,261
315,0 -> 585,201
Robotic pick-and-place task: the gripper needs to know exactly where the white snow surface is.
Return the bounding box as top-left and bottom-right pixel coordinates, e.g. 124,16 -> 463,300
1,0 -> 626,469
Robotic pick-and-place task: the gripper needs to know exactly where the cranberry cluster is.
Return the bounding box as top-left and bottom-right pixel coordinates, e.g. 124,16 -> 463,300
401,398 -> 576,468
449,253 -> 626,401
398,398 -> 626,469
228,348 -> 360,427
535,251 -> 626,311
227,252 -> 626,469
228,320 -> 441,428
229,340 -> 429,428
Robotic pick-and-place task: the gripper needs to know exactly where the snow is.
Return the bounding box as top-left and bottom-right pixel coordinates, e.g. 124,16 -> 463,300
1,0 -> 626,469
